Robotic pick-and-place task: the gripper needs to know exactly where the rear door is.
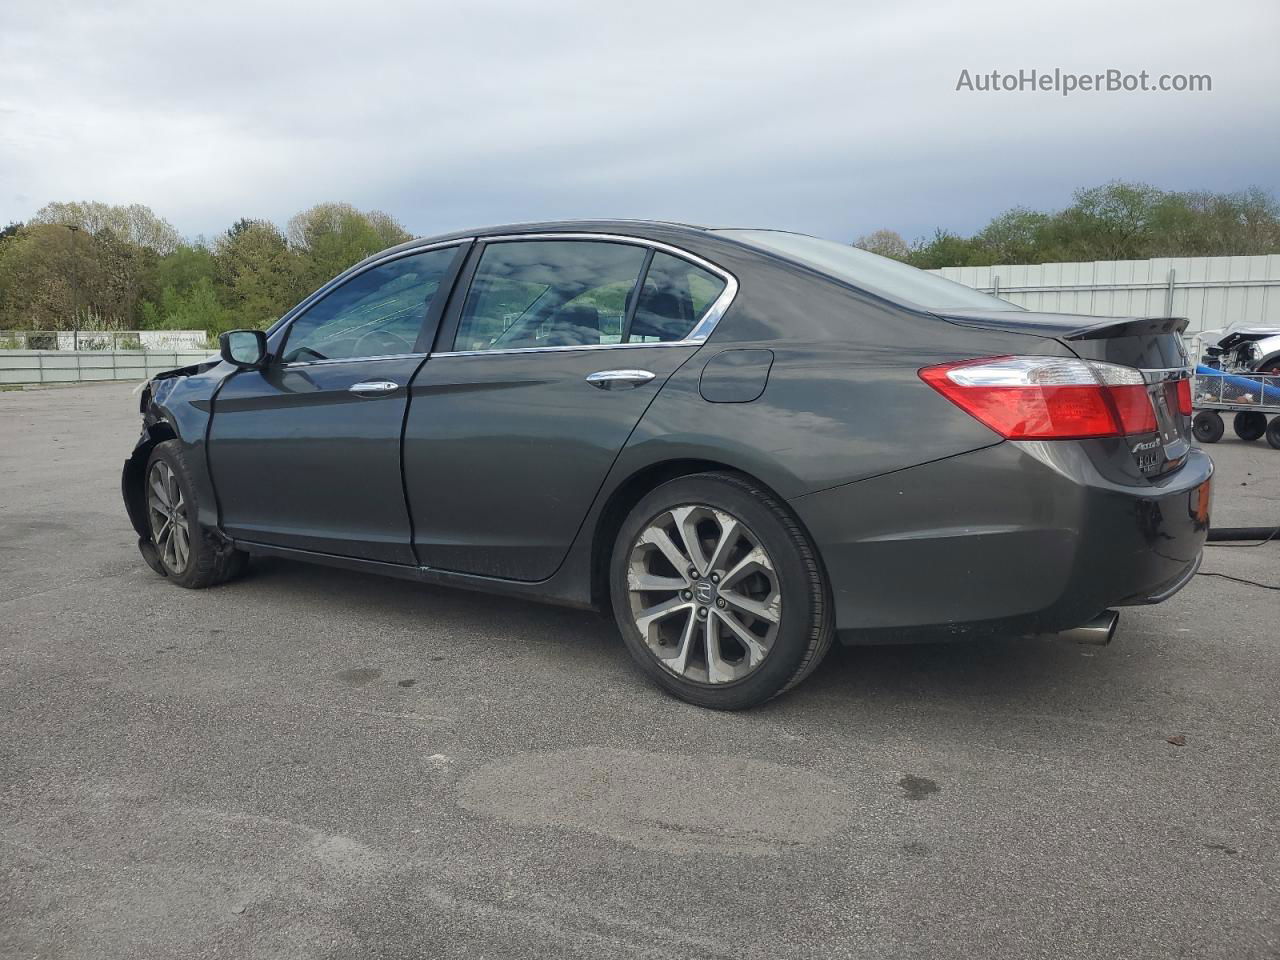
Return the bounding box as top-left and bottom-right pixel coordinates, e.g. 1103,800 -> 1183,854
209,244 -> 466,563
403,236 -> 735,580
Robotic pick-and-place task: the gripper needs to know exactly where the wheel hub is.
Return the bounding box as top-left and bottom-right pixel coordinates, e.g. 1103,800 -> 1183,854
626,504 -> 782,685
146,459 -> 191,575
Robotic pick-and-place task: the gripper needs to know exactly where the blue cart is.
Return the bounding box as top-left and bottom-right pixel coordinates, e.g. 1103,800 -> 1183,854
1192,366 -> 1280,449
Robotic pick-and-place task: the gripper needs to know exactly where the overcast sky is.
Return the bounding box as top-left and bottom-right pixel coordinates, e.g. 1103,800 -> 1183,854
2,0 -> 1277,244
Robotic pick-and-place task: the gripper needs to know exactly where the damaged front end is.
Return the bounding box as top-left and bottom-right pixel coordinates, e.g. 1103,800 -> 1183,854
122,356 -> 226,573
122,421 -> 178,577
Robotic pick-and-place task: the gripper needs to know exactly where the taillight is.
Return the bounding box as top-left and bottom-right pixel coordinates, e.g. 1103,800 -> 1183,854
919,356 -> 1157,440
1174,377 -> 1193,416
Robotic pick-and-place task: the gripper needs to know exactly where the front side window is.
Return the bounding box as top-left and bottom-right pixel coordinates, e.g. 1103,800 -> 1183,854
453,240 -> 647,351
281,247 -> 459,363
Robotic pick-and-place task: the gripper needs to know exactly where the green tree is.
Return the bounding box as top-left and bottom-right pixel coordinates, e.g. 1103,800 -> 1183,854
888,181 -> 1280,267
0,226 -> 70,329
143,277 -> 231,332
214,219 -> 297,329
1051,182 -> 1162,261
286,202 -> 412,293
137,243 -> 225,329
1151,187 -> 1280,256
0,224 -> 150,330
974,208 -> 1055,264
853,229 -> 910,260
91,227 -> 158,326
906,229 -> 991,269
151,243 -> 219,293
29,201 -> 181,255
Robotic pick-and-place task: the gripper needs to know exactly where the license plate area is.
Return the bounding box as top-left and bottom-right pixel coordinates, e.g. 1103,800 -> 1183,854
1138,371 -> 1191,475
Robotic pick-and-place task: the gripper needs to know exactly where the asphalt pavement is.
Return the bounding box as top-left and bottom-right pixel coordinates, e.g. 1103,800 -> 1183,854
2,381 -> 1277,959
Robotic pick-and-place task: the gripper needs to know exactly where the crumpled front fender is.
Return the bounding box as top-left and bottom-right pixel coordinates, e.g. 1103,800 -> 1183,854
121,421 -> 179,539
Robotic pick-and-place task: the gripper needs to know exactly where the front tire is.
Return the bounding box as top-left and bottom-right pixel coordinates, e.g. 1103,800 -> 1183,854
145,441 -> 247,588
609,472 -> 833,710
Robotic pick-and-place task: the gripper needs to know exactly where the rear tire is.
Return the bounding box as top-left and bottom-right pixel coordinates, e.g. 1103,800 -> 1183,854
145,441 -> 247,589
1233,411 -> 1267,442
1193,410 -> 1224,444
1266,417 -> 1280,451
609,472 -> 833,710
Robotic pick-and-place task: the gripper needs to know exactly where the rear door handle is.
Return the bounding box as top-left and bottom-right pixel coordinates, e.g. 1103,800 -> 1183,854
349,380 -> 400,395
585,369 -> 656,390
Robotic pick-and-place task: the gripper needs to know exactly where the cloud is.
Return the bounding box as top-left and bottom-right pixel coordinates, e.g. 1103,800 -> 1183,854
1,0 -> 1276,242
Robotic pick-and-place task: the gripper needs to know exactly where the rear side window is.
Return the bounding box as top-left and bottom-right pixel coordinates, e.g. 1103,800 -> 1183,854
713,229 -> 1020,312
281,247 -> 459,362
453,240 -> 646,351
627,252 -> 727,343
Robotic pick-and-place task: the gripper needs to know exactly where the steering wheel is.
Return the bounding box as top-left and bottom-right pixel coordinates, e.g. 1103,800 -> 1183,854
354,329 -> 414,356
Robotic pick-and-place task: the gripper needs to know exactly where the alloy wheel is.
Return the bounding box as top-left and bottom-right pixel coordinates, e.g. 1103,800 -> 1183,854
626,504 -> 782,684
147,460 -> 191,574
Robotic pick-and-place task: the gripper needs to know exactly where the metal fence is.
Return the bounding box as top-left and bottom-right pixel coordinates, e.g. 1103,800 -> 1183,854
0,329 -> 209,351
1192,369 -> 1280,411
930,254 -> 1280,335
0,350 -> 214,386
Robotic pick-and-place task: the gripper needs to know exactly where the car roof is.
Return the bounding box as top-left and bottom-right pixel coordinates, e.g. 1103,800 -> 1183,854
342,219 -> 754,280
409,218 -> 713,246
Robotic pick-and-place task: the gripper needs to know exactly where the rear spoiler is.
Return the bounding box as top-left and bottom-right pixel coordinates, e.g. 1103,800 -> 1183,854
1066,316 -> 1189,340
934,309 -> 1191,341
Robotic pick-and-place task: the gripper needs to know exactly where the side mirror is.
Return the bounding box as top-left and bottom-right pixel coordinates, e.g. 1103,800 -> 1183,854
219,329 -> 268,369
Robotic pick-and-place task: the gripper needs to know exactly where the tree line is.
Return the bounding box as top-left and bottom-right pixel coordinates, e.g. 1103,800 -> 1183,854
857,182 -> 1280,268
0,201 -> 411,338
1,181 -> 1278,337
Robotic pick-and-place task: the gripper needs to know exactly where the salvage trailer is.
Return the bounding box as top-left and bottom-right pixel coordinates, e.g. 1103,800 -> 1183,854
1191,367 -> 1280,449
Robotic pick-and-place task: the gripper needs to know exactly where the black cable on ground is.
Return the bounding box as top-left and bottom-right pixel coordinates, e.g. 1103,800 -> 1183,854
1206,526 -> 1279,545
1196,571 -> 1280,591
1198,525 -> 1279,590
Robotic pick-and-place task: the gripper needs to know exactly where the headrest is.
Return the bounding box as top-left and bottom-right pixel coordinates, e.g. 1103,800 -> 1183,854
629,292 -> 688,341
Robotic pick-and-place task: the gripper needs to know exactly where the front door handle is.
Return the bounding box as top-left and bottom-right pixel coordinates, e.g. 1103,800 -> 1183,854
349,380 -> 400,395
585,369 -> 656,390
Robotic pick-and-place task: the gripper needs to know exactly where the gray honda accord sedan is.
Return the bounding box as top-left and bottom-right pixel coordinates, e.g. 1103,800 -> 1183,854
123,220 -> 1212,709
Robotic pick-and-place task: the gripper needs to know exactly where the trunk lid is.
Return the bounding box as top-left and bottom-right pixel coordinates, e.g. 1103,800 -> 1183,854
938,310 -> 1193,479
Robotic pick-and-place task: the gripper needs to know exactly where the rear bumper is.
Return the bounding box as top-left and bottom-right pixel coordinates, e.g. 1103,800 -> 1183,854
790,442 -> 1213,644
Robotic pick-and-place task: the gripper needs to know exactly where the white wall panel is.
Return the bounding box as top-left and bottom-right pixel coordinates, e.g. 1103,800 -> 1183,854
931,255 -> 1280,334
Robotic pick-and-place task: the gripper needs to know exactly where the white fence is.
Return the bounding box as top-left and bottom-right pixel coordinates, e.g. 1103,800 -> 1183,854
0,350 -> 213,386
1,329 -> 208,351
931,255 -> 1280,335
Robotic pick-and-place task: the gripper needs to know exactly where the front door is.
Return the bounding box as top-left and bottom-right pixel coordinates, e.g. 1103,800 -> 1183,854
403,237 -> 733,580
208,244 -> 465,564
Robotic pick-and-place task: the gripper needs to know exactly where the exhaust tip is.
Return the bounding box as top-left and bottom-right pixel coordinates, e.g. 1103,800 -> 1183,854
1059,610 -> 1119,645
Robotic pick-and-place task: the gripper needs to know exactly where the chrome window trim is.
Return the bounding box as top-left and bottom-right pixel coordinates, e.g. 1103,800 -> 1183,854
275,239 -> 473,366
282,353 -> 427,369
434,341 -> 697,359
433,232 -> 739,358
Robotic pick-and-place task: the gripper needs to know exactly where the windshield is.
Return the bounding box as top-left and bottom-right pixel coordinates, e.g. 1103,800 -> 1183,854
714,229 -> 1022,312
